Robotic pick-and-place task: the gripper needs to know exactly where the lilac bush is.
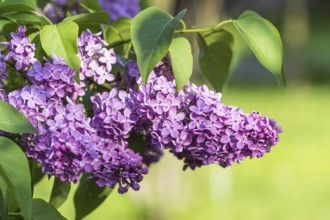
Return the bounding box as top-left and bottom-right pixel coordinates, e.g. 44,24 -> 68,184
0,1 -> 285,218
0,27 -> 282,194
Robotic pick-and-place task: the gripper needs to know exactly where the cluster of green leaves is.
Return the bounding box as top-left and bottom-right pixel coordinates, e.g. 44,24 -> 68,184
0,0 -> 285,219
131,7 -> 285,91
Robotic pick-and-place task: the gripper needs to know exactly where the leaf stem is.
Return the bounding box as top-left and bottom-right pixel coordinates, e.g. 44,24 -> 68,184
214,20 -> 234,30
8,212 -> 23,217
179,19 -> 186,31
174,27 -> 212,34
108,20 -> 234,49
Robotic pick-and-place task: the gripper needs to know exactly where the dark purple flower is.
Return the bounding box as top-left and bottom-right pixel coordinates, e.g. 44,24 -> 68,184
98,0 -> 140,22
0,51 -> 7,87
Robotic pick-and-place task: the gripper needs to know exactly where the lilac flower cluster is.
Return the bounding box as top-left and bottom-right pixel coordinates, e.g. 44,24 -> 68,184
99,0 -> 140,21
0,27 -> 147,193
78,30 -> 117,86
0,26 -> 282,194
91,88 -> 138,139
7,56 -> 87,182
27,55 -> 84,100
82,137 -> 148,193
2,26 -> 36,71
128,59 -> 282,169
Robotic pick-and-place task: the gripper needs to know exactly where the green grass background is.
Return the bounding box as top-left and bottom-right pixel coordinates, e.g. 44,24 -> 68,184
34,85 -> 330,220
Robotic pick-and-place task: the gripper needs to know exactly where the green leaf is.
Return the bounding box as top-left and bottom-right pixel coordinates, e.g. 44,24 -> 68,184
31,161 -> 44,188
168,37 -> 193,90
2,11 -> 51,26
127,132 -> 146,156
64,12 -> 109,32
0,101 -> 37,134
49,178 -> 71,209
105,17 -> 132,55
40,21 -> 80,83
0,19 -> 17,35
80,0 -> 103,12
0,0 -> 37,14
0,137 -> 31,219
196,30 -> 234,91
232,10 -> 284,84
0,170 -> 16,220
131,7 -> 186,83
74,174 -> 113,220
32,199 -> 66,220
6,67 -> 25,89
106,17 -> 131,46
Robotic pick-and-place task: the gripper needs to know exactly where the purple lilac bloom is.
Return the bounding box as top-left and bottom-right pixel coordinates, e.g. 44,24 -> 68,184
98,0 -> 140,22
78,30 -> 117,86
82,137 -> 148,193
91,88 -> 138,140
3,26 -> 36,71
43,0 -> 83,23
129,59 -> 282,169
27,55 -> 84,101
0,51 -> 7,87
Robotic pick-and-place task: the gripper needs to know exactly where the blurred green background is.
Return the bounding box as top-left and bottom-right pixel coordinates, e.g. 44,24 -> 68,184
35,0 -> 330,219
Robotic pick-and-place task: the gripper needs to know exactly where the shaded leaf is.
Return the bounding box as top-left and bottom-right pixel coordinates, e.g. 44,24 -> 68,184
105,17 -> 132,55
127,132 -> 146,156
0,19 -> 17,35
49,178 -> 71,209
196,30 -> 234,91
31,160 -> 44,187
64,12 -> 109,32
74,174 -> 113,220
40,21 -> 80,82
131,7 -> 186,83
232,10 -> 284,84
106,17 -> 131,46
32,199 -> 66,220
80,0 -> 103,12
168,37 -> 193,90
2,11 -> 51,26
0,0 -> 37,14
0,169 -> 17,220
0,137 -> 31,219
0,101 -> 37,134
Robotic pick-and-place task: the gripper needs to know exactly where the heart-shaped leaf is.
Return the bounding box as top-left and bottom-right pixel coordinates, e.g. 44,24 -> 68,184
131,7 -> 186,83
